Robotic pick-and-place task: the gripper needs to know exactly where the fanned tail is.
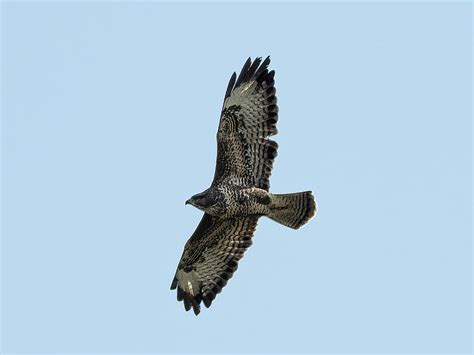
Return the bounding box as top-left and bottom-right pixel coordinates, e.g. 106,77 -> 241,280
267,191 -> 316,229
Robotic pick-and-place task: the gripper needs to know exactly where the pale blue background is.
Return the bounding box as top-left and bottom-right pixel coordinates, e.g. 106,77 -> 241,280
1,1 -> 472,353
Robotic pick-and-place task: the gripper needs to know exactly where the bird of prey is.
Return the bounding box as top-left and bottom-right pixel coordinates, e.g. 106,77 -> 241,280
170,56 -> 317,315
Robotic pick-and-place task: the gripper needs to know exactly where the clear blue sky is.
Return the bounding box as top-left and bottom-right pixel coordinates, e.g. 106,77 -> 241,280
2,1 -> 471,354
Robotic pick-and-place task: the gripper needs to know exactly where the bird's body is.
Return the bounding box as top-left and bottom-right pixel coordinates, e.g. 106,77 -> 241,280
187,185 -> 271,218
171,57 -> 317,315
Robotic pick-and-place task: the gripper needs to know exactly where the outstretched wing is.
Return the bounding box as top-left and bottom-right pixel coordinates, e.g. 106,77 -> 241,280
213,56 -> 279,191
170,214 -> 259,315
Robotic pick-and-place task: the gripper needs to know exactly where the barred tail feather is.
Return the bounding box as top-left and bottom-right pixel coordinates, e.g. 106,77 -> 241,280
267,191 -> 316,229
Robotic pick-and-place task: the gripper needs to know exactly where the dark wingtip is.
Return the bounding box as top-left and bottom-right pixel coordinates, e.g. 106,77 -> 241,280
262,55 -> 271,67
234,57 -> 252,88
184,293 -> 201,315
202,294 -> 213,308
191,297 -> 201,315
177,286 -> 184,301
170,277 -> 178,290
235,56 -> 273,87
183,293 -> 191,311
224,72 -> 237,100
224,56 -> 274,102
177,287 -> 202,315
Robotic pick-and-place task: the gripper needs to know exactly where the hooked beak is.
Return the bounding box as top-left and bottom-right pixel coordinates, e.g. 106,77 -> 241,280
185,199 -> 192,206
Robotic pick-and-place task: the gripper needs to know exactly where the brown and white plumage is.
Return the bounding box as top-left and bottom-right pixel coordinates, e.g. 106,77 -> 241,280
214,56 -> 278,190
171,57 -> 316,315
170,214 -> 257,314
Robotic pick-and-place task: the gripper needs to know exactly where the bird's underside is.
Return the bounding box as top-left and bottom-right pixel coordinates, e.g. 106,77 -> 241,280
171,57 -> 316,315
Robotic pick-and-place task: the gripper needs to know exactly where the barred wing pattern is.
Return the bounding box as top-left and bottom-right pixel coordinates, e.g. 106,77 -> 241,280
213,56 -> 279,191
170,214 -> 258,315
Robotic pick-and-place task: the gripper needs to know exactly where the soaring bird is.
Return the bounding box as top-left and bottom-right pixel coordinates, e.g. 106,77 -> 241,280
170,57 -> 317,315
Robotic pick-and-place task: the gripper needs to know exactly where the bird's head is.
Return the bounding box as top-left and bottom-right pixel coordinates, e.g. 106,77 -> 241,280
185,191 -> 213,211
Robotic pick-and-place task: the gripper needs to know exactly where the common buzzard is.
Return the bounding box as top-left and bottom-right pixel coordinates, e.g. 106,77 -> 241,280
171,57 -> 317,315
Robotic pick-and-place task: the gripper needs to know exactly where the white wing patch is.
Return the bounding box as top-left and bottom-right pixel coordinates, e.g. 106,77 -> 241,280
187,281 -> 194,295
